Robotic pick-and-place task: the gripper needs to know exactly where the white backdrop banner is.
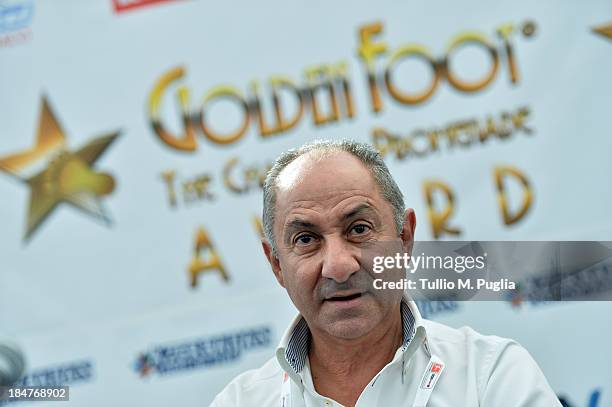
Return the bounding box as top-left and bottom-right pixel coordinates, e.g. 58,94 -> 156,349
1,0 -> 611,405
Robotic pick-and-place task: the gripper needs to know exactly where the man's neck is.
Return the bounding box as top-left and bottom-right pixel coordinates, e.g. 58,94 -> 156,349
307,306 -> 404,407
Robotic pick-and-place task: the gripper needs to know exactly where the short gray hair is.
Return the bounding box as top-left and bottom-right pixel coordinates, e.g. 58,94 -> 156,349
262,139 -> 405,255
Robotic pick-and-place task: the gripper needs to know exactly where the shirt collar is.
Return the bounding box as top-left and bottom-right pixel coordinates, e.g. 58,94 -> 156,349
275,293 -> 427,383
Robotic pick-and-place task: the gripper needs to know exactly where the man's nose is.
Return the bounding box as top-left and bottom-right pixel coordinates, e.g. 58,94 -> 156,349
321,235 -> 361,283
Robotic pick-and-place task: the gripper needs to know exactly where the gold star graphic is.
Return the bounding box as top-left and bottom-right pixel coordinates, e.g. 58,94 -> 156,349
592,23 -> 612,41
0,95 -> 120,242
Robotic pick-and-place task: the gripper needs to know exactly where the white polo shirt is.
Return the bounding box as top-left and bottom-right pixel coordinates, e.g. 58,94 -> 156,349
211,297 -> 561,406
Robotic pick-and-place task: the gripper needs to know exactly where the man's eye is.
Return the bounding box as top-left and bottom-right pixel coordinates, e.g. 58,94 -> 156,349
350,224 -> 371,235
295,234 -> 315,245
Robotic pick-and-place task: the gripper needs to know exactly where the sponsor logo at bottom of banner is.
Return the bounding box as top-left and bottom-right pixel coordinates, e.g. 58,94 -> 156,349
0,360 -> 94,405
133,326 -> 272,378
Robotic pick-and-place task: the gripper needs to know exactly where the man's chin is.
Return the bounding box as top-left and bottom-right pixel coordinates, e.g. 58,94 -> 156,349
319,316 -> 376,340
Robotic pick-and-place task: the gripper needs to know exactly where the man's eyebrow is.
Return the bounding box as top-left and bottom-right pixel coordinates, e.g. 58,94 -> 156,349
342,204 -> 381,222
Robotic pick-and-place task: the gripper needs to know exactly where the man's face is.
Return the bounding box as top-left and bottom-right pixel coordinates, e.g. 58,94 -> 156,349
263,151 -> 415,340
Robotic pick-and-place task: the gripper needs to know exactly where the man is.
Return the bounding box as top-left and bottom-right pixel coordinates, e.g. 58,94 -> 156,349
211,139 -> 560,406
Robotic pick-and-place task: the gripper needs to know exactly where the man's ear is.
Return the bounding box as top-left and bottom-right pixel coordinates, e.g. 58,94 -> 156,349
262,239 -> 285,287
400,208 -> 417,255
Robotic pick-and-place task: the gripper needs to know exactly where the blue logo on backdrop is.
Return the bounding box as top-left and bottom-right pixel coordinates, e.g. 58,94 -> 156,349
134,326 -> 272,377
0,0 -> 33,34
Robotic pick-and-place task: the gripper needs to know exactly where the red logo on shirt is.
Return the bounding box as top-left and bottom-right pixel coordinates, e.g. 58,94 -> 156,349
431,363 -> 442,373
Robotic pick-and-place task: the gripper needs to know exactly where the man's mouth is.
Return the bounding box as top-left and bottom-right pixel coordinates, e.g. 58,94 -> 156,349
325,292 -> 364,302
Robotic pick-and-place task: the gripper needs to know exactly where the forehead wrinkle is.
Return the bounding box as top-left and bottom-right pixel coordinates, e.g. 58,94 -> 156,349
285,189 -> 365,208
282,192 -> 374,220
277,190 -> 365,225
